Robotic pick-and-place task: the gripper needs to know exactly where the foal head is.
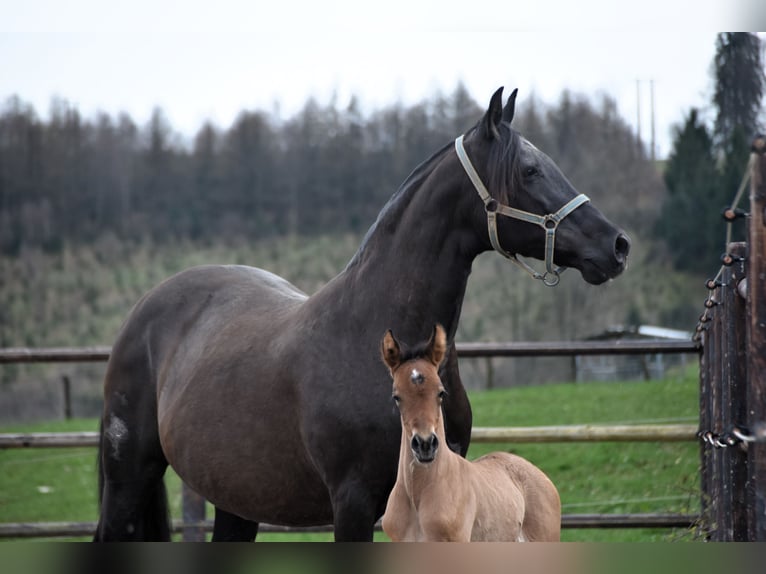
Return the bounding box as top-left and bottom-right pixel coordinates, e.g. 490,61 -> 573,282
381,325 -> 448,464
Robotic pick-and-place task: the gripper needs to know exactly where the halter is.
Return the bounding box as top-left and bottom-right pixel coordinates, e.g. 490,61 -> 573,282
454,134 -> 590,287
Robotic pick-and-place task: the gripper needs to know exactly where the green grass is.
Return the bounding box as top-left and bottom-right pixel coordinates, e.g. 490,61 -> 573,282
0,368 -> 701,542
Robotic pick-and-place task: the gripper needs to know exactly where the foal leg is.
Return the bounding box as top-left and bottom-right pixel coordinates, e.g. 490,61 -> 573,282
212,507 -> 259,542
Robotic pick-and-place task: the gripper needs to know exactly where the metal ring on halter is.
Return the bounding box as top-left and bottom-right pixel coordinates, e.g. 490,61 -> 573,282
542,271 -> 561,287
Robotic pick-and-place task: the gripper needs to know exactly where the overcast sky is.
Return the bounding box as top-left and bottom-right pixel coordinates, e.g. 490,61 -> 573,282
2,1 -> 765,158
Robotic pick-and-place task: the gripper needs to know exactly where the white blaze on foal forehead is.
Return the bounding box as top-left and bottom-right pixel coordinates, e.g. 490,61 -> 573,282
410,368 -> 425,385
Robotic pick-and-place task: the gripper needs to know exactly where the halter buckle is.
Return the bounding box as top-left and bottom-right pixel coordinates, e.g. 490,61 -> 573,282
542,271 -> 561,287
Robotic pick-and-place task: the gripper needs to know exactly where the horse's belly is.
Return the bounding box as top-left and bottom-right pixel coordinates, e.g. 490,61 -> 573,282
159,378 -> 335,526
164,428 -> 334,525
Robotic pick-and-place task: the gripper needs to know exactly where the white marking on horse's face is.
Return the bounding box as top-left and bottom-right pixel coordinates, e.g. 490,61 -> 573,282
105,414 -> 128,461
410,369 -> 424,385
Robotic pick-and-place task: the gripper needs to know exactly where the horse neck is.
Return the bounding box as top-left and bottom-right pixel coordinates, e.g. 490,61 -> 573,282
397,415 -> 463,506
337,151 -> 483,338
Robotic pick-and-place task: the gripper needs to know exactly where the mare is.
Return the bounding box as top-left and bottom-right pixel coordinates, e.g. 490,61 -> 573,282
380,325 -> 561,542
93,87 -> 629,541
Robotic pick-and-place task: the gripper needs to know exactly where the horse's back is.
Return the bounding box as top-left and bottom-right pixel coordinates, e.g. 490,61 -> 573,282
474,452 -> 561,541
105,264 -> 306,396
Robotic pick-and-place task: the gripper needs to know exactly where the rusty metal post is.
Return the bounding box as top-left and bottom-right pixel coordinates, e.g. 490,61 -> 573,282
727,243 -> 750,540
747,137 -> 766,540
698,288 -> 715,540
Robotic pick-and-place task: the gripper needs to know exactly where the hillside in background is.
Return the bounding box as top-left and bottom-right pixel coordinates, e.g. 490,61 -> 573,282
0,86 -> 717,421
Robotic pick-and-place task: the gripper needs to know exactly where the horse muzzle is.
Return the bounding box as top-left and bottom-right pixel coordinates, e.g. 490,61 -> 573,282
411,433 -> 439,464
580,231 -> 631,285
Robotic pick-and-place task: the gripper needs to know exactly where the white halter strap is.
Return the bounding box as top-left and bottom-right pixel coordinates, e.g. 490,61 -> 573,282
454,134 -> 589,287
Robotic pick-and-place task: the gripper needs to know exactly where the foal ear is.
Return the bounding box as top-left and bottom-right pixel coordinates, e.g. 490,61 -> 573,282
381,330 -> 401,373
481,86 -> 504,140
427,324 -> 447,367
502,88 -> 518,124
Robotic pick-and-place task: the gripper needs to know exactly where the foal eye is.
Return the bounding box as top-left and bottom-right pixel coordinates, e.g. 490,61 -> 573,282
392,395 -> 401,404
438,390 -> 446,400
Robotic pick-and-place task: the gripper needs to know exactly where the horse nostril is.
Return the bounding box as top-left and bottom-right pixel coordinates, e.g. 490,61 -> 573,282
615,233 -> 631,262
411,434 -> 439,457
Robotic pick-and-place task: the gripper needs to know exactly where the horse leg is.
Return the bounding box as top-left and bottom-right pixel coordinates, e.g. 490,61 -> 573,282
212,507 -> 259,542
330,482 -> 378,541
94,374 -> 170,540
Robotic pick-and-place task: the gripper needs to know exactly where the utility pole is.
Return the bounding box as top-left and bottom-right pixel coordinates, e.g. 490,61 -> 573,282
636,79 -> 642,147
650,79 -> 657,162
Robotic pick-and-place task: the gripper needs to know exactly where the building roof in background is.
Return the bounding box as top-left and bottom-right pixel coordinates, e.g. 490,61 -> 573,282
586,325 -> 693,341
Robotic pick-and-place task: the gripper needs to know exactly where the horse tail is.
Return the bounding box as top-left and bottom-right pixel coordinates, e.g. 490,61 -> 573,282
142,476 -> 171,540
93,363 -> 171,541
92,415 -> 172,541
93,418 -> 105,541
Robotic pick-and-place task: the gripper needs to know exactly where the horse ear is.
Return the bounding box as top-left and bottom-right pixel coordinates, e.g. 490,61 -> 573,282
381,330 -> 401,373
427,324 -> 447,367
481,87 -> 504,140
502,88 -> 518,124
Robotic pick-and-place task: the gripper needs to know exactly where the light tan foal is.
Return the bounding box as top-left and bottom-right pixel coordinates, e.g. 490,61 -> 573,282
380,325 -> 561,542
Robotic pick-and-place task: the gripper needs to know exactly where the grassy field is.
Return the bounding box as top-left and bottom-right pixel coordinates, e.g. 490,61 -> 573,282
0,368 -> 701,542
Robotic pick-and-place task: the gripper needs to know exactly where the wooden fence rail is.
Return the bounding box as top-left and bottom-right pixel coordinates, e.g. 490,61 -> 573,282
0,513 -> 700,539
0,340 -> 701,364
0,338 -> 702,539
0,424 -> 699,449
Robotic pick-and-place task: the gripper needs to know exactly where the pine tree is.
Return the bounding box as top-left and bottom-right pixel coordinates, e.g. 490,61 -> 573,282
713,32 -> 765,147
655,109 -> 722,273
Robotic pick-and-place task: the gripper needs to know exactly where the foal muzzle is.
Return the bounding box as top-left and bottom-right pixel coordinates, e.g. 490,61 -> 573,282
411,433 -> 439,463
455,135 -> 589,287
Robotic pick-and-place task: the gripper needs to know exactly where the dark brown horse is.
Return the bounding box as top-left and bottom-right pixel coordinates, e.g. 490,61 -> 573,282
93,87 -> 630,541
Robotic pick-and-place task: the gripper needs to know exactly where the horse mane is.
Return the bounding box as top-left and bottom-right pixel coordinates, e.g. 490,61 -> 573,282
488,122 -> 523,202
344,120 -> 523,271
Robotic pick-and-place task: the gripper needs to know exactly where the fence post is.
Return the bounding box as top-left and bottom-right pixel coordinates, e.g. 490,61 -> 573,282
698,284 -> 715,539
747,137 -> 766,540
181,483 -> 206,542
727,243 -> 750,541
61,375 -> 72,420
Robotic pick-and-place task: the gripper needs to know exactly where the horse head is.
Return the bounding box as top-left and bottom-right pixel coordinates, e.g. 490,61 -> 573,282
381,325 -> 448,464
458,87 -> 630,286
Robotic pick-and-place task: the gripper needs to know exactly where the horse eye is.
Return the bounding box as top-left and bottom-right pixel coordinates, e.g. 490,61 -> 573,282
524,166 -> 539,178
392,395 -> 401,404
438,390 -> 446,400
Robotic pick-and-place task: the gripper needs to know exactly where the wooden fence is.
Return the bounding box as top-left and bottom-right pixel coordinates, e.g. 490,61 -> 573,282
0,339 -> 701,540
696,138 -> 766,541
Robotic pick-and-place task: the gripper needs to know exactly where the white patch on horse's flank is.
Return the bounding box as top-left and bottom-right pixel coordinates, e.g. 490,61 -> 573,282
410,369 -> 424,385
105,414 -> 128,461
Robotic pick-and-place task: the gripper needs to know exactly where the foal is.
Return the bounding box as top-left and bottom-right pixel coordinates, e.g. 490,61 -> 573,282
380,325 -> 561,542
